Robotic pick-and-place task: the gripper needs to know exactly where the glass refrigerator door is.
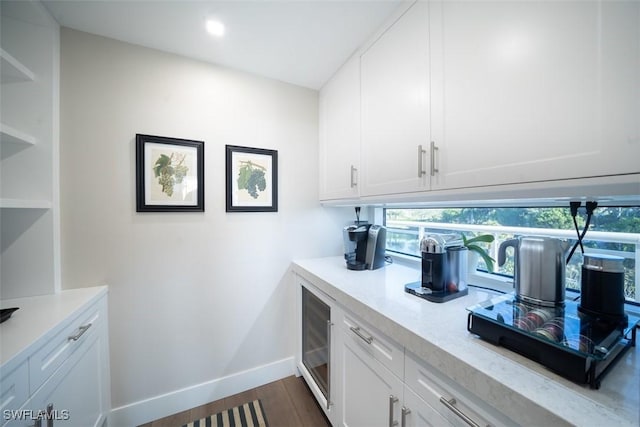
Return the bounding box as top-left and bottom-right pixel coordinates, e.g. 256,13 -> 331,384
301,286 -> 330,400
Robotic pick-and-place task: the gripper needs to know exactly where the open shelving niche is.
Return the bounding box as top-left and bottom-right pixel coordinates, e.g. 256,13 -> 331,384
1,47 -> 36,83
1,0 -> 60,298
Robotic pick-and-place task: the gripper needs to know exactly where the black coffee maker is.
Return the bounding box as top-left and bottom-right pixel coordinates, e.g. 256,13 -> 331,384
405,233 -> 469,303
343,208 -> 386,271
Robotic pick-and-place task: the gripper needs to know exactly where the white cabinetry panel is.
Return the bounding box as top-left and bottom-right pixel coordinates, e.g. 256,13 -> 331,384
341,311 -> 403,379
402,385 -> 452,427
0,361 -> 29,422
360,1 -> 431,196
319,55 -> 360,201
431,0 -> 640,191
338,328 -> 403,427
0,290 -> 109,427
405,350 -> 514,427
23,333 -> 105,427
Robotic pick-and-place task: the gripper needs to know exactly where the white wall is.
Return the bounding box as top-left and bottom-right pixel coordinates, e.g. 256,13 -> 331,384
59,28 -> 352,423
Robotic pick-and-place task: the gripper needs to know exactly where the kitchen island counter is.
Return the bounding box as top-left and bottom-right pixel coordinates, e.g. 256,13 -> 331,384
293,256 -> 639,426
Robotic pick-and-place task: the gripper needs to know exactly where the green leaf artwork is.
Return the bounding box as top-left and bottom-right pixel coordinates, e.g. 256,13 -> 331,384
153,152 -> 188,197
237,160 -> 267,199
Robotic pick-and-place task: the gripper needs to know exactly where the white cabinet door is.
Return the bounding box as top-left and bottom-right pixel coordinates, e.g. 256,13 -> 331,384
337,323 -> 404,427
405,351 -> 514,427
430,0 -> 640,191
402,386 -> 452,427
360,1 -> 431,197
7,333 -> 106,427
319,55 -> 360,201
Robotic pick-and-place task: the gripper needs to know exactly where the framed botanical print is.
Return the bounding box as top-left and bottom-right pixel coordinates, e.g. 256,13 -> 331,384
225,145 -> 278,212
136,134 -> 204,212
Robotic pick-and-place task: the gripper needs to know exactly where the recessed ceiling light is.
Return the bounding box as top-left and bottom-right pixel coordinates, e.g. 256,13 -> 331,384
206,19 -> 225,37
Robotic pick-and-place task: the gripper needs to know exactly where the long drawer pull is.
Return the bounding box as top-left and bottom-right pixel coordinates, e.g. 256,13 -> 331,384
389,395 -> 399,427
68,323 -> 92,341
439,397 -> 482,427
401,406 -> 411,427
350,326 -> 373,344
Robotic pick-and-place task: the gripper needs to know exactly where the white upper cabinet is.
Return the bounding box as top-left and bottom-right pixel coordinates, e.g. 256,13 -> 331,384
430,0 -> 640,190
319,55 -> 361,201
319,0 -> 639,203
360,1 -> 431,197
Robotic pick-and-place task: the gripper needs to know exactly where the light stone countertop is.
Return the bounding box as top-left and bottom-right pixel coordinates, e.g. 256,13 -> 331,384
292,256 -> 639,427
0,286 -> 108,372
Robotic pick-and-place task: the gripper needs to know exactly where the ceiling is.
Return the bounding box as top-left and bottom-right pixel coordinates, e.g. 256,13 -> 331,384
42,0 -> 402,89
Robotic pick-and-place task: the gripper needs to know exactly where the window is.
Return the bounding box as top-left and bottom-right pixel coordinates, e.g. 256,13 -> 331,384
384,206 -> 640,304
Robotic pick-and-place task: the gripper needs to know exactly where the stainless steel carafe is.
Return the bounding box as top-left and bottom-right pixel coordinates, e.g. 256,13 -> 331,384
498,236 -> 571,306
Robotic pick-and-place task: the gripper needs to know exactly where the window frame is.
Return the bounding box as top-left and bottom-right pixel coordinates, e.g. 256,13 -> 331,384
380,207 -> 640,312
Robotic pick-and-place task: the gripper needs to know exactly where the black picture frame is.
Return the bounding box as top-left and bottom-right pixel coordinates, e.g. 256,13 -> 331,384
136,134 -> 204,212
225,145 -> 278,212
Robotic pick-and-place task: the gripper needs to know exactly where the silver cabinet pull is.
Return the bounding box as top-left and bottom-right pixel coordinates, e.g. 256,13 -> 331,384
349,326 -> 373,344
417,145 -> 427,177
439,397 -> 481,427
401,406 -> 411,427
326,319 -> 333,410
350,165 -> 358,188
389,395 -> 399,427
430,141 -> 439,176
68,323 -> 92,341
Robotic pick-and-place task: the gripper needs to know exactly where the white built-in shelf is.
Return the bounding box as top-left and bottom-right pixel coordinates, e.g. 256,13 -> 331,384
0,123 -> 36,146
0,198 -> 52,209
0,48 -> 36,83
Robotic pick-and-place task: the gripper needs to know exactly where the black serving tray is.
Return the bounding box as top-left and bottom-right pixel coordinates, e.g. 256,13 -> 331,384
467,294 -> 638,389
0,307 -> 19,323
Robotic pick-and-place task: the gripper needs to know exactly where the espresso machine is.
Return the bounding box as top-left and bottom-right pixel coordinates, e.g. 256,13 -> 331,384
405,233 -> 469,302
343,208 -> 387,271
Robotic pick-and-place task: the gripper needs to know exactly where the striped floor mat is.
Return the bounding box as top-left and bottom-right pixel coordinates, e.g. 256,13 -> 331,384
182,400 -> 268,427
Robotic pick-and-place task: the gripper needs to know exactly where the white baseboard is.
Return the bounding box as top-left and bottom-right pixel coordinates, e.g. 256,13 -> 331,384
108,356 -> 295,427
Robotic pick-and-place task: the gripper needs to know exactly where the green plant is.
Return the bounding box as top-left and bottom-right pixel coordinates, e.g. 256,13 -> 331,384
462,233 -> 495,272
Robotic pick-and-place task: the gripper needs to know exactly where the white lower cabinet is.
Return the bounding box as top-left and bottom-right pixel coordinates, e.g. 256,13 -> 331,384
20,332 -> 105,427
405,351 -> 515,427
337,318 -> 403,427
1,293 -> 109,427
402,385 -> 451,427
295,274 -> 514,427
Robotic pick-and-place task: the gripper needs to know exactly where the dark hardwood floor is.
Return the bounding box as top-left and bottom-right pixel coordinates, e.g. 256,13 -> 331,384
139,375 -> 331,427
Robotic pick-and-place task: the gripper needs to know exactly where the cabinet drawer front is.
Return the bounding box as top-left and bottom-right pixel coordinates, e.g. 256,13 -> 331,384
0,360 -> 29,423
28,299 -> 104,394
405,352 -> 514,427
342,312 -> 404,378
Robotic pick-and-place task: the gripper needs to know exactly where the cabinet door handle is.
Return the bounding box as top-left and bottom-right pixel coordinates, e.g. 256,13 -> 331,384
430,141 -> 439,176
417,145 -> 427,177
401,406 -> 411,427
68,323 -> 92,341
350,165 -> 358,188
439,397 -> 481,427
349,326 -> 373,344
389,395 -> 399,427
